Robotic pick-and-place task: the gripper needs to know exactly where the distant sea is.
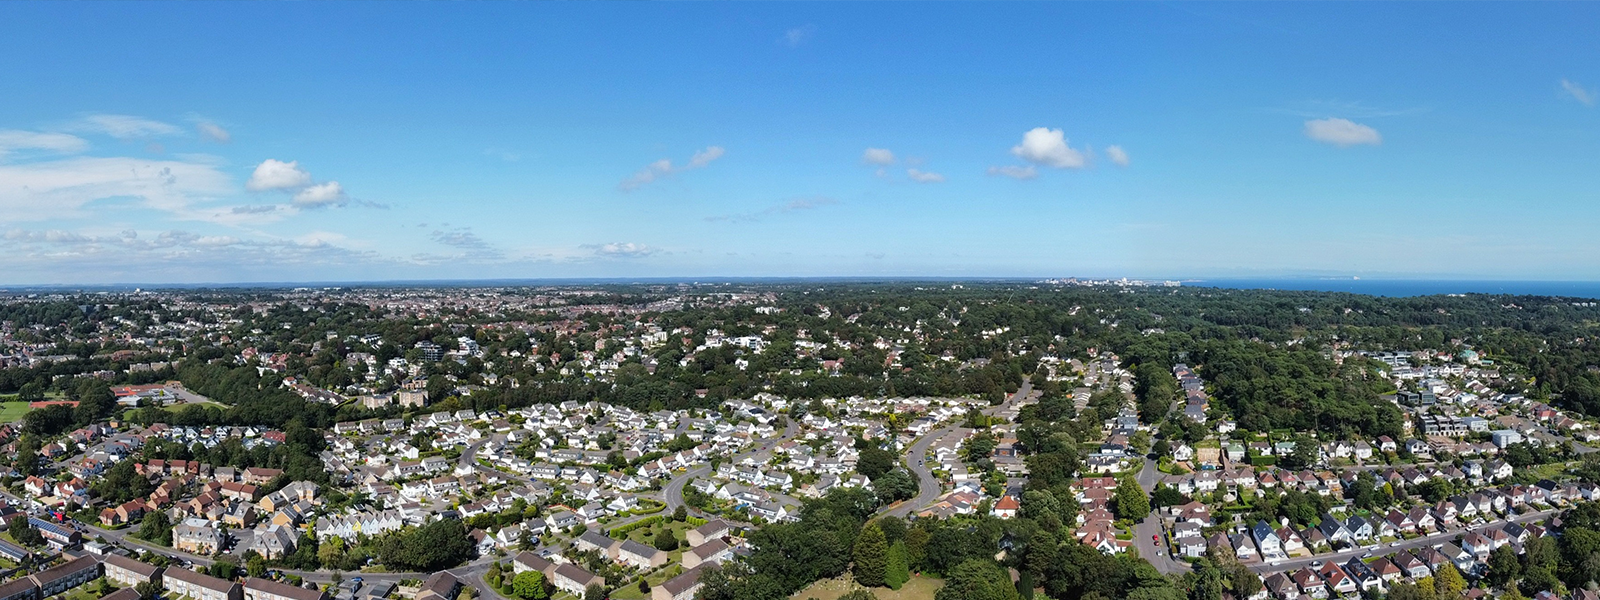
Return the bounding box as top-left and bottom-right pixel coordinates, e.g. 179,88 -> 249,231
1190,279 -> 1600,300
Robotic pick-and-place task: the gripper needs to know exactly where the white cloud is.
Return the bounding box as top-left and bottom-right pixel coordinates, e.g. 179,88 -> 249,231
782,25 -> 815,47
1105,145 -> 1130,167
862,148 -> 896,166
987,165 -> 1038,180
1562,79 -> 1596,107
906,168 -> 945,183
292,181 -> 346,208
619,146 -> 725,191
1303,118 -> 1382,147
246,159 -> 313,191
620,159 -> 674,191
706,196 -> 838,223
589,242 -> 656,258
687,146 -> 726,169
0,225 -> 384,282
0,156 -> 232,222
197,122 -> 232,143
75,114 -> 182,139
0,130 -> 88,159
1011,127 -> 1087,169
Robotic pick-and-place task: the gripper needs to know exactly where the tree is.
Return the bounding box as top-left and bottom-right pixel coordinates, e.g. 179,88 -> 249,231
319,535 -> 347,568
583,583 -> 604,600
654,528 -> 680,551
673,505 -> 688,522
208,560 -> 239,580
1522,565 -> 1560,596
1387,582 -> 1426,600
247,554 -> 268,578
935,559 -> 1020,600
857,446 -> 897,480
874,468 -> 918,506
1279,437 -> 1319,471
1488,545 -> 1521,588
1114,476 -> 1151,520
377,518 -> 475,571
1190,563 -> 1225,600
853,522 -> 889,587
1151,485 -> 1187,509
637,580 -> 649,594
14,446 -> 39,477
138,511 -> 173,546
1434,563 -> 1465,599
512,571 -> 549,600
1018,529 -> 1053,582
886,540 -> 910,590
8,516 -> 43,547
1228,564 -> 1261,600
134,581 -> 162,600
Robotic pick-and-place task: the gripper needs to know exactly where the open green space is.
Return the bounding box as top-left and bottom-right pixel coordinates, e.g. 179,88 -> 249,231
610,566 -> 685,600
0,402 -> 31,423
791,574 -> 944,600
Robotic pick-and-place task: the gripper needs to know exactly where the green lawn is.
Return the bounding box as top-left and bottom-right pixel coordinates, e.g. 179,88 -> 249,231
56,578 -> 111,600
610,566 -> 684,600
792,575 -> 945,600
162,400 -> 227,412
0,402 -> 31,423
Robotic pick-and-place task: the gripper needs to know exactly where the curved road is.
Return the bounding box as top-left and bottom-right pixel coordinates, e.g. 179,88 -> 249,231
883,381 -> 1034,518
663,417 -> 801,518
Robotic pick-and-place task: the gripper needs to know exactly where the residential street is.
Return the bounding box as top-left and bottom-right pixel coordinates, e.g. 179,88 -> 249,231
885,380 -> 1033,518
1132,454 -> 1192,575
1248,508 -> 1559,575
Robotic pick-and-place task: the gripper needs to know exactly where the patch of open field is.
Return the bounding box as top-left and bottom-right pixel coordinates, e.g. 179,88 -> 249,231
0,401 -> 31,423
792,574 -> 943,600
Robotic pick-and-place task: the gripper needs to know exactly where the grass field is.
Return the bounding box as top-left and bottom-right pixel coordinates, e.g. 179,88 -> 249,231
0,402 -> 30,423
792,574 -> 944,600
162,400 -> 227,412
610,566 -> 685,600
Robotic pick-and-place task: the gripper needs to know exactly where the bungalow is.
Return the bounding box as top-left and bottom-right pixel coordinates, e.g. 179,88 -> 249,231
1290,567 -> 1327,599
1372,556 -> 1403,582
1263,573 -> 1298,600
1395,551 -> 1430,579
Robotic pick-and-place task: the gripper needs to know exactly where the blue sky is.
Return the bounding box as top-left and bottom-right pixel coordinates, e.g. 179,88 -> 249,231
1,3 -> 1598,284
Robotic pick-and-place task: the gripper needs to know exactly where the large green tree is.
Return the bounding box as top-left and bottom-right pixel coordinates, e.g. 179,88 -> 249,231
1114,476 -> 1151,520
512,571 -> 549,600
936,559 -> 1020,600
886,540 -> 910,591
853,522 -> 889,587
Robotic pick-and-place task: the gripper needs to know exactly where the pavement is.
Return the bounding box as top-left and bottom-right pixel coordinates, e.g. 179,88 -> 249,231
1132,454 -> 1192,575
1131,391 -> 1195,575
662,417 -> 800,521
882,381 -> 1034,518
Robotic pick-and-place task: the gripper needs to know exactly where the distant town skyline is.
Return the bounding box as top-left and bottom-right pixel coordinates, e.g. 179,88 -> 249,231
1,3 -> 1598,284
